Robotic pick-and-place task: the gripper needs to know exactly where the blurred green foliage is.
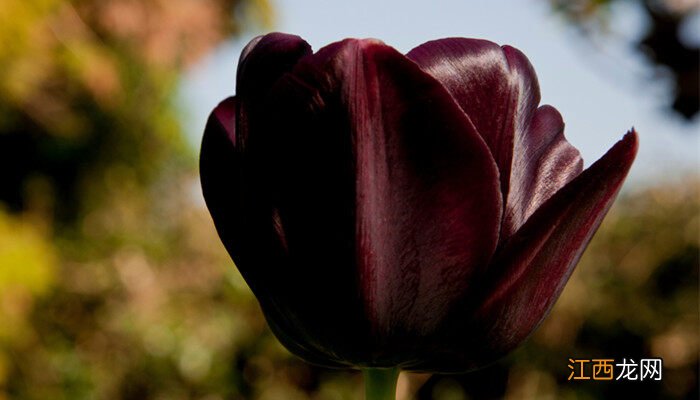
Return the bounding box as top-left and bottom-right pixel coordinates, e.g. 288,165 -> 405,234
0,1 -> 697,399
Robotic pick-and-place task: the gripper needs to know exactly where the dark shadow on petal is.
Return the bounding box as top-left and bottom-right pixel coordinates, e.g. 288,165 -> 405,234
259,38 -> 502,365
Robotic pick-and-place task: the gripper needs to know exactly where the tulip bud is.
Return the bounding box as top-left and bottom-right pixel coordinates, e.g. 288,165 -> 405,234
200,32 -> 638,397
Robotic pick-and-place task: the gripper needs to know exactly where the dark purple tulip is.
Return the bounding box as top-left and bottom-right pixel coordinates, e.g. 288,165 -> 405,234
200,33 -> 638,373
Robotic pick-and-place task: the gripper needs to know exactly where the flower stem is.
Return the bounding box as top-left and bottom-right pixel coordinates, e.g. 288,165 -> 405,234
363,368 -> 400,400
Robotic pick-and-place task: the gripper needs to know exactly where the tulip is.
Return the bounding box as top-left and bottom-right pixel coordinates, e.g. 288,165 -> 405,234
200,33 -> 638,399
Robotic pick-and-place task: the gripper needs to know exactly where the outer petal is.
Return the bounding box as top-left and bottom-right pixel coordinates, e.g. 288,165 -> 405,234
235,32 -> 312,148
200,98 -> 241,270
474,130 -> 638,362
200,98 -> 348,367
201,36 -> 349,367
407,39 -> 583,239
402,130 -> 637,373
258,38 -> 502,365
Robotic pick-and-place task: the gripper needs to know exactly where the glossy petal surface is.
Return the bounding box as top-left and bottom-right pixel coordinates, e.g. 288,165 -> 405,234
407,39 -> 583,239
504,105 -> 583,237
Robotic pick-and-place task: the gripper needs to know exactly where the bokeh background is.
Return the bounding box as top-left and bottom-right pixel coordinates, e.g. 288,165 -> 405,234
0,0 -> 697,399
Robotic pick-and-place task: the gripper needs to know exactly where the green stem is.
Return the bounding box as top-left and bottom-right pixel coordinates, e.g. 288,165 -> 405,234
363,368 -> 400,400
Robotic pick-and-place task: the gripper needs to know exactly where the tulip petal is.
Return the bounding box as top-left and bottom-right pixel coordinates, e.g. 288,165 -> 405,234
407,39 -> 532,194
503,105 -> 583,238
234,32 -> 312,148
201,36 -> 353,367
200,97 -> 240,253
475,130 -> 638,357
407,39 -> 583,239
401,130 -> 636,372
260,38 -> 502,361
236,32 -> 312,101
201,32 -> 312,293
201,97 -> 351,368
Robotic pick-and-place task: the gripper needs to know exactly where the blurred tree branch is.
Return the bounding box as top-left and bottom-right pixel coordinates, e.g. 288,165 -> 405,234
550,0 -> 699,121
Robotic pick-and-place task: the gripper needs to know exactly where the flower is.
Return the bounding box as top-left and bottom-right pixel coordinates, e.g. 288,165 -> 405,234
199,33 -> 638,373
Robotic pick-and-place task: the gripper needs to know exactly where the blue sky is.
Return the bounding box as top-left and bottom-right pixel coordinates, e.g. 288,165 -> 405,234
180,0 -> 699,188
